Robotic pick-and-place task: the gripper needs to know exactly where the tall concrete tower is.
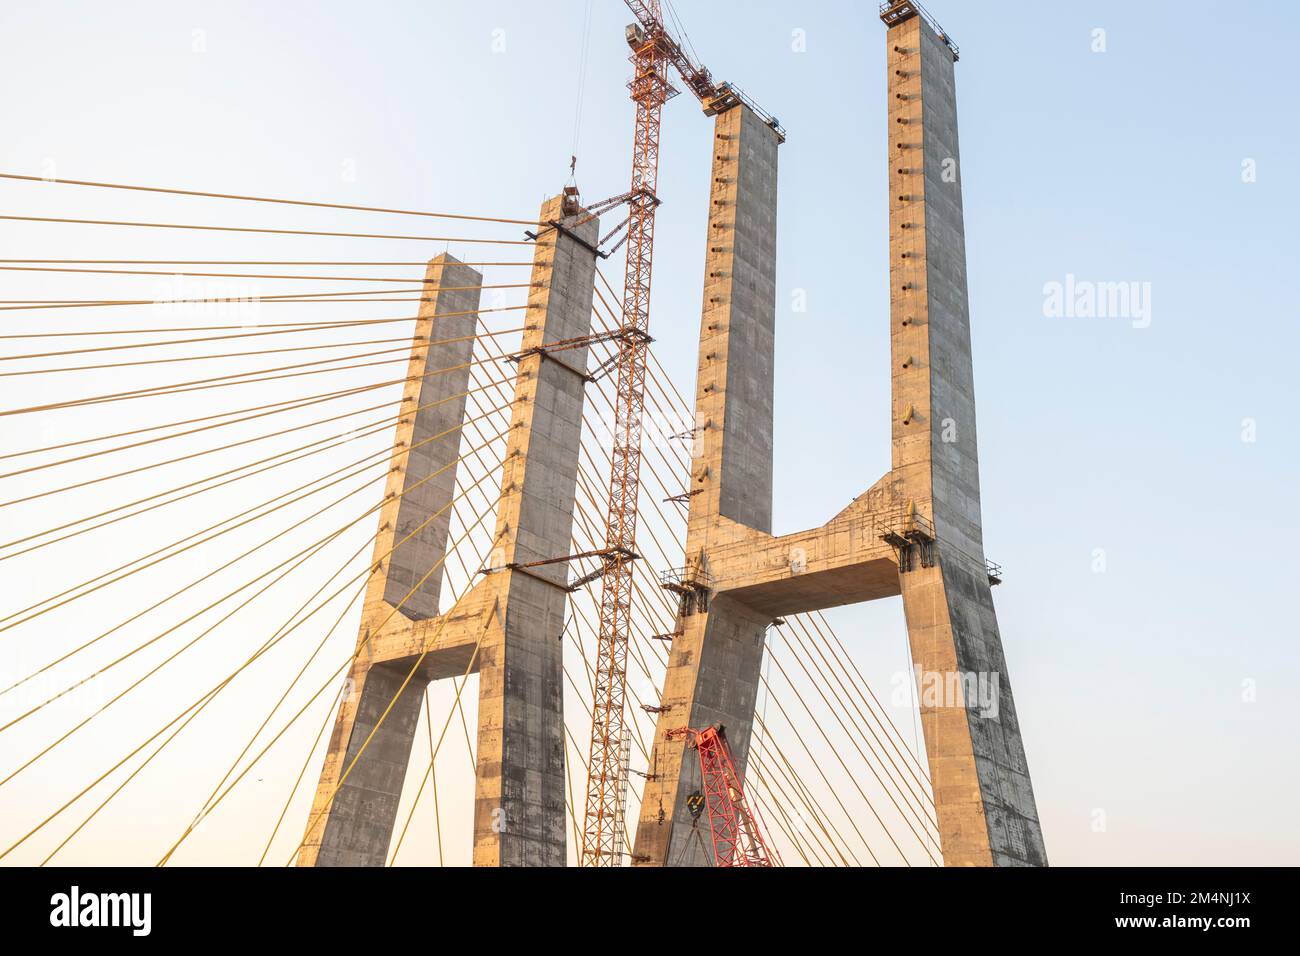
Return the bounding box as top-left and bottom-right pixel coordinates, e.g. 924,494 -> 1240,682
298,194 -> 600,867
632,2 -> 1048,867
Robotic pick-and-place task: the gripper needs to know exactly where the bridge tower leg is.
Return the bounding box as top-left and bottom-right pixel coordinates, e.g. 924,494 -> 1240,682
631,5 -> 1046,867
469,196 -> 599,866
298,195 -> 599,866
297,252 -> 480,868
631,103 -> 783,868
885,4 -> 1046,867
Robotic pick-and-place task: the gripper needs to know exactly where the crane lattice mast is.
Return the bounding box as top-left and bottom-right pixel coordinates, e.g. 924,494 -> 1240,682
580,0 -> 778,867
580,0 -> 706,867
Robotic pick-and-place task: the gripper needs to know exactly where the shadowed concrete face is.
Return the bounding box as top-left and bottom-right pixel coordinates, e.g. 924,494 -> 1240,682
632,8 -> 1046,868
298,253 -> 480,868
470,195 -> 598,866
298,197 -> 599,867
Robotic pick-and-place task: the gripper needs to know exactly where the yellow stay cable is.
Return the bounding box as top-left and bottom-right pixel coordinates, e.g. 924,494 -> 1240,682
1,324 -> 519,364
0,214 -> 534,244
812,608 -> 933,782
0,283 -> 523,311
1,334 -> 455,378
0,171 -> 541,226
0,394 -> 509,635
0,321 -> 523,463
0,304 -> 526,340
1,347 -> 420,417
770,636 -> 940,861
784,616 -> 938,820
153,460 -> 507,865
37,518 -> 383,866
170,463 -> 503,869
0,258 -> 533,266
258,678 -> 350,867
1,442 -> 507,863
0,264 -> 530,283
0,404 -> 511,708
751,713 -> 862,865
0,367 -> 507,511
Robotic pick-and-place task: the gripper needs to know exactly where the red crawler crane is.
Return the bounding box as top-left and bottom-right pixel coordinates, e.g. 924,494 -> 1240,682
667,725 -> 780,867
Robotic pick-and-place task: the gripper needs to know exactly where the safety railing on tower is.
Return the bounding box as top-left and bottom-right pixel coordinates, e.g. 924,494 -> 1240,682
878,1 -> 960,60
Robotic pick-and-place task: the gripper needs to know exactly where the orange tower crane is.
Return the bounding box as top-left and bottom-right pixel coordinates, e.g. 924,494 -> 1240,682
580,0 -> 782,867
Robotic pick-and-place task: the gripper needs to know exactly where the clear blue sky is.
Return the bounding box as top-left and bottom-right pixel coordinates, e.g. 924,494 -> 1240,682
1,0 -> 1297,866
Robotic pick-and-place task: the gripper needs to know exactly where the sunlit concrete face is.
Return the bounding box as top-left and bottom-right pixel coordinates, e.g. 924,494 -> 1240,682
631,104 -> 787,868
887,9 -> 1046,868
298,197 -> 599,867
631,7 -> 1047,868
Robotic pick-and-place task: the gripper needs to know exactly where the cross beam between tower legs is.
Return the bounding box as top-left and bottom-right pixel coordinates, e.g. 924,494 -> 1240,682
298,195 -> 600,867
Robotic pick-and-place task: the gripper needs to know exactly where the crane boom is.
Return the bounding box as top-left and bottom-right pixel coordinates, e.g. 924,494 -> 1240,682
667,725 -> 779,867
623,0 -> 717,101
580,0 -> 780,868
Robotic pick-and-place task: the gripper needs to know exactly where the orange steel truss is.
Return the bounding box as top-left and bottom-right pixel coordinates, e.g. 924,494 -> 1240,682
580,3 -> 678,867
581,0 -> 778,868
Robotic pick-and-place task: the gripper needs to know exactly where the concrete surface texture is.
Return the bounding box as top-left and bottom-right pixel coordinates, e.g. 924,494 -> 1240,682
298,196 -> 599,866
298,7 -> 1047,869
630,9 -> 1046,867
